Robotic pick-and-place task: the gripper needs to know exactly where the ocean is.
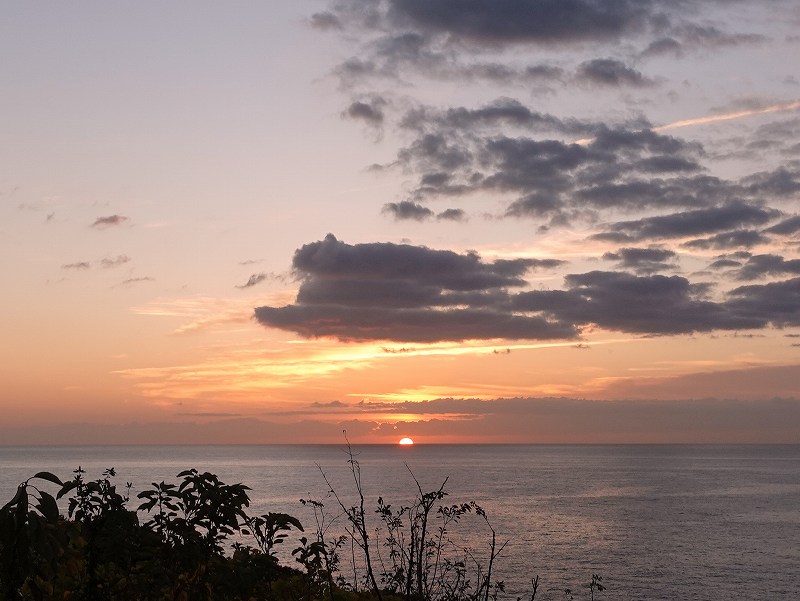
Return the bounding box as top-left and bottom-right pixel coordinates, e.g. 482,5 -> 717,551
1,444 -> 798,600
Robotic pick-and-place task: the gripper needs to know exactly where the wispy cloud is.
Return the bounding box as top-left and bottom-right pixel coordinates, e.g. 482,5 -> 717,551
101,255 -> 131,268
117,277 -> 154,287
236,273 -> 269,289
91,214 -> 129,229
61,261 -> 91,270
654,100 -> 800,133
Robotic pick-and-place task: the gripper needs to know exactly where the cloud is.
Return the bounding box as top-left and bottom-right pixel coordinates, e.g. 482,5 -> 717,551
600,202 -> 778,241
641,37 -> 684,57
602,247 -> 678,273
399,98 -> 602,136
62,261 -> 91,270
383,0 -> 654,44
707,258 -> 743,270
343,96 -> 387,126
296,1 -> 800,347
734,254 -> 800,280
318,0 -> 769,91
514,270 -> 765,335
390,120 -> 764,226
726,277 -> 800,327
674,23 -> 767,50
254,235 -> 800,342
237,273 -> 270,289
255,234 -> 573,342
576,58 -> 655,87
118,277 -> 154,286
383,200 -> 435,221
91,214 -> 129,229
101,255 -> 131,268
5,394 -> 798,444
309,11 -> 342,31
682,230 -> 770,250
765,214 -> 800,235
437,208 -> 467,222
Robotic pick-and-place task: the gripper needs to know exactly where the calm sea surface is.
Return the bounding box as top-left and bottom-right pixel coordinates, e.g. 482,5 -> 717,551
1,445 -> 798,600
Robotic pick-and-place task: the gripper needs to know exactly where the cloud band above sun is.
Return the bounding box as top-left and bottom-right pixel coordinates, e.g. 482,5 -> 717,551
254,234 -> 800,343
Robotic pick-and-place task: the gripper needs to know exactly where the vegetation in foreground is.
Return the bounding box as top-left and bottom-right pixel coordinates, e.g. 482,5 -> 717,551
0,448 -> 605,601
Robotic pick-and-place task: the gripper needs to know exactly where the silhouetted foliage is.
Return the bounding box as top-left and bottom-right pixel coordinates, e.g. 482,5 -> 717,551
0,457 -> 605,601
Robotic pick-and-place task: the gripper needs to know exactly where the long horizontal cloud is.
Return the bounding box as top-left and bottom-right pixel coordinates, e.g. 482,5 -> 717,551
733,254 -> 800,280
255,236 -> 800,342
602,247 -> 678,273
598,202 -> 779,241
513,271 -> 767,334
255,234 -> 572,342
316,0 -> 766,86
5,394 -> 799,443
91,214 -> 129,229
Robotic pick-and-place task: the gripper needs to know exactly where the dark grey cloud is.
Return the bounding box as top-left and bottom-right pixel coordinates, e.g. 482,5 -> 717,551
602,247 -> 678,273
640,24 -> 765,59
745,118 -> 800,156
254,234 -> 572,342
682,229 -> 770,250
237,273 -> 269,289
309,11 -> 342,30
742,166 -> 800,197
641,37 -> 683,57
391,120 -> 768,228
674,23 -> 767,49
256,303 -> 574,342
436,208 -> 467,222
290,234 -> 554,289
727,277 -> 800,327
343,97 -> 387,126
91,214 -> 128,228
256,236 -> 800,342
388,105 -> 800,233
401,98 -> 579,134
399,97 -> 633,138
600,203 -> 778,241
734,254 -> 800,280
383,200 -> 434,221
318,0 -> 767,90
765,214 -> 800,235
302,1 -> 800,345
314,0 -> 796,254
513,270 -> 766,335
708,258 -> 742,270
384,0 -> 654,44
576,58 -> 655,87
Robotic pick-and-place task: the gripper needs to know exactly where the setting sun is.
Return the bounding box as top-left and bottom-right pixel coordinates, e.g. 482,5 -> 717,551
398,437 -> 414,445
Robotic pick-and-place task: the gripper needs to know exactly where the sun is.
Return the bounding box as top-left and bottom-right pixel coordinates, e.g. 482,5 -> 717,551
398,437 -> 414,445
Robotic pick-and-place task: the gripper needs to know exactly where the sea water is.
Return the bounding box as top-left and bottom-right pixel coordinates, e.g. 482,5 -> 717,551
1,444 -> 798,600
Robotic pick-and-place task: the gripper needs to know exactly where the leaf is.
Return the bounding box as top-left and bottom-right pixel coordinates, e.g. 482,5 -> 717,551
36,491 -> 60,522
138,500 -> 157,512
33,471 -> 64,486
56,481 -> 78,500
1,484 -> 25,512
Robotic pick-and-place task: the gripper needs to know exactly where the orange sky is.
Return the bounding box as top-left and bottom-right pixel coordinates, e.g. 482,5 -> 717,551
2,2 -> 799,444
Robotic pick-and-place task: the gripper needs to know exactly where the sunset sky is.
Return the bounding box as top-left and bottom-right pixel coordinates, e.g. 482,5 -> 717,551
2,1 -> 800,444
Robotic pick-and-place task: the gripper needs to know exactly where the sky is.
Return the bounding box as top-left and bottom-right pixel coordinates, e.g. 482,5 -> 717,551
2,1 -> 800,444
